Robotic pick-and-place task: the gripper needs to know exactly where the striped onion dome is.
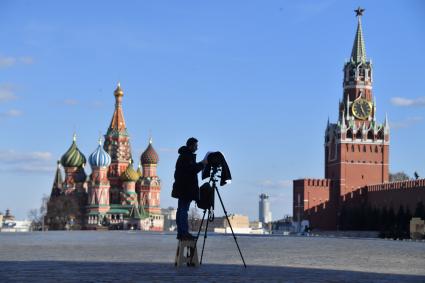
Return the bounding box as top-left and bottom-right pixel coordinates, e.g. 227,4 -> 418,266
121,162 -> 139,182
89,138 -> 111,168
140,138 -> 159,165
61,134 -> 86,168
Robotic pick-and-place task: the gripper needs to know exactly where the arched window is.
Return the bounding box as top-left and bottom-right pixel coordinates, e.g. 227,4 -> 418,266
347,129 -> 353,139
367,130 -> 373,140
356,130 -> 362,140
330,139 -> 336,160
359,67 -> 365,77
377,129 -> 384,140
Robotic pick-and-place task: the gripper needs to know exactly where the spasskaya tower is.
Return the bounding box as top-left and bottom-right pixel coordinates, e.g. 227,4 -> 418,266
324,7 -> 390,197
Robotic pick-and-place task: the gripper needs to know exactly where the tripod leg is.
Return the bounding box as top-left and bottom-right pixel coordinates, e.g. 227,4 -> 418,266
196,209 -> 207,241
215,187 -> 247,268
200,210 -> 211,265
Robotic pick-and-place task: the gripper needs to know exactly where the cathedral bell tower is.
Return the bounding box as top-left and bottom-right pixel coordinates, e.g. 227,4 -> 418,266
324,8 -> 390,197
103,83 -> 133,204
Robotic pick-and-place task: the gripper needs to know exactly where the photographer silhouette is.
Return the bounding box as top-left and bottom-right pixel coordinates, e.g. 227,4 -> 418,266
172,137 -> 207,241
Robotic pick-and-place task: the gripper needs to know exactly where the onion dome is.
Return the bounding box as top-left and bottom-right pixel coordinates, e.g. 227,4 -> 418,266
114,82 -> 124,97
61,134 -> 86,168
121,161 -> 139,182
140,138 -> 159,164
89,138 -> 111,168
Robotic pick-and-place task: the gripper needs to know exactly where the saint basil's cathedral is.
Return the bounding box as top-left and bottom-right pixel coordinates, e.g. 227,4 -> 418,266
45,84 -> 163,231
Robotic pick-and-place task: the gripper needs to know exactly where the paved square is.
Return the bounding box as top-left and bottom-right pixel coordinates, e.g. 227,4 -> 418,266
0,232 -> 424,282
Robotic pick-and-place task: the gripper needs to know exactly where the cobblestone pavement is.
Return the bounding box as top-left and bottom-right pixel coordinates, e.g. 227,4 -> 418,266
0,232 -> 424,282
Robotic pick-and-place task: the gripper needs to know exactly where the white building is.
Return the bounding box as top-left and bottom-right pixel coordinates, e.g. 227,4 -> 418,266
259,193 -> 272,224
161,207 -> 177,231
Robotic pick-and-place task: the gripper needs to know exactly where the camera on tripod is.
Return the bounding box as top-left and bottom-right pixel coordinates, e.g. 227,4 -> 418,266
196,151 -> 231,211
194,151 -> 246,268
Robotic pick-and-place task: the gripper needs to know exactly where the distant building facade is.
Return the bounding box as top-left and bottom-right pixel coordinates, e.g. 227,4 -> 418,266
259,193 -> 272,224
0,209 -> 31,232
192,214 -> 251,234
161,207 -> 177,231
45,84 -> 163,231
293,10 -> 425,230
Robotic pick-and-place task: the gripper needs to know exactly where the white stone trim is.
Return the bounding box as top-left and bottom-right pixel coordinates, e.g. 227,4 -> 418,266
329,162 -> 389,166
344,85 -> 372,90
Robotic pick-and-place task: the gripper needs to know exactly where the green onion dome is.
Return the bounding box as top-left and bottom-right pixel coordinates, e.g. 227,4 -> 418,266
140,139 -> 159,165
121,162 -> 139,182
60,134 -> 87,168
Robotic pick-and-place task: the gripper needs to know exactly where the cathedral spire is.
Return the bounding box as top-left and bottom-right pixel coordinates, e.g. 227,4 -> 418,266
104,82 -> 132,174
50,161 -> 63,197
351,7 -> 367,64
108,82 -> 127,132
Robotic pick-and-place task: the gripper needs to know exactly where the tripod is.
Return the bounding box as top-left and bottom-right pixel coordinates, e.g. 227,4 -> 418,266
195,166 -> 247,268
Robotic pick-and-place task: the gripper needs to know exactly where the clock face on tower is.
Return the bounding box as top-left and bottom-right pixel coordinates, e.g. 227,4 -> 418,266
351,99 -> 372,120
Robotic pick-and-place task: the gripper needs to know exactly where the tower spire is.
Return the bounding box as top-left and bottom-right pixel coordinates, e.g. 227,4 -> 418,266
384,113 -> 390,132
108,83 -> 127,132
351,7 -> 366,64
50,161 -> 63,197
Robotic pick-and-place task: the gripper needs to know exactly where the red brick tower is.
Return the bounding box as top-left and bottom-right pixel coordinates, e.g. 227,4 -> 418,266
325,8 -> 389,198
137,138 -> 161,215
103,83 -> 133,204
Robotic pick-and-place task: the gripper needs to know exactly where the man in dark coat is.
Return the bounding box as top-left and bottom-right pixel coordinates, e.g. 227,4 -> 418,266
172,137 -> 207,240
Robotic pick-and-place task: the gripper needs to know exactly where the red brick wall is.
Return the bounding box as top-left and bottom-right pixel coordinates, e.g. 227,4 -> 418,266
366,179 -> 425,212
293,179 -> 332,223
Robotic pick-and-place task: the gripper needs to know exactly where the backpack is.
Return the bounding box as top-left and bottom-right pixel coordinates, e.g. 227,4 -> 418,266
196,182 -> 215,210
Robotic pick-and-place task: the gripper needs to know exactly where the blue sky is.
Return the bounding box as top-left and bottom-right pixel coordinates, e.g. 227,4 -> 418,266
1,0 -> 424,220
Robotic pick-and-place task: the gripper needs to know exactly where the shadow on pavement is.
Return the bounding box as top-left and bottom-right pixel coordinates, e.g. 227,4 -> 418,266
1,261 -> 424,282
